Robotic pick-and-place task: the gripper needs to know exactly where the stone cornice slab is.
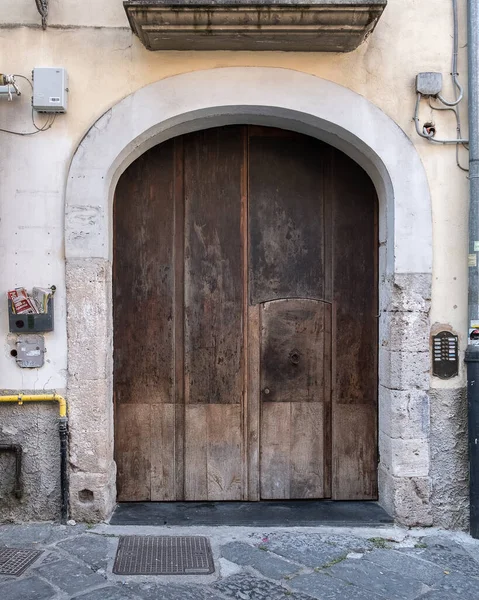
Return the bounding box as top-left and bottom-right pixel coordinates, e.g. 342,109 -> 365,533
123,1 -> 387,52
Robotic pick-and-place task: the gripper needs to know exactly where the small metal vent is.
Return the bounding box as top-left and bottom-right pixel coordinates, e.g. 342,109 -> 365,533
0,548 -> 43,576
113,536 -> 214,575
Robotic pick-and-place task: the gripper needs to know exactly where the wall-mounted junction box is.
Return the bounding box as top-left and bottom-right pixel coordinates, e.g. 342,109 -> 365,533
15,335 -> 45,368
416,72 -> 443,97
32,67 -> 68,113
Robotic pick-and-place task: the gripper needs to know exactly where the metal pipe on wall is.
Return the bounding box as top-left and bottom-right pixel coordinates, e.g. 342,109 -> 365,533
466,0 -> 479,540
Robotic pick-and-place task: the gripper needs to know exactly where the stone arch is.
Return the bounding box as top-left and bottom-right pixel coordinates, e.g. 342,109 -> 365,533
65,67 -> 432,524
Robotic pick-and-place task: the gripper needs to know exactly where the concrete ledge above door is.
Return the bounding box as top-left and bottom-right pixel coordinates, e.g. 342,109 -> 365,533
123,0 -> 387,52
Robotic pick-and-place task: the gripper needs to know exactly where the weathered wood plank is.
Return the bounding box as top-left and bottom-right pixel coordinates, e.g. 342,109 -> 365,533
113,142 -> 176,405
115,403 -> 151,501
207,404 -> 243,500
290,403 -> 325,498
248,128 -> 326,304
150,403 -> 176,501
260,403 -> 291,499
332,404 -> 378,499
183,127 -> 244,405
331,147 -> 378,499
247,304 -> 261,500
173,137 -> 186,500
184,405 -> 244,500
184,405 -> 208,500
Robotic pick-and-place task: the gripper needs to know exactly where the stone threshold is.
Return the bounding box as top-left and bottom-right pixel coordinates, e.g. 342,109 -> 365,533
110,500 -> 393,526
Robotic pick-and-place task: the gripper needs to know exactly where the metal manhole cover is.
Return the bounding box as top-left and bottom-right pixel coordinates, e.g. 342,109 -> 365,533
113,536 -> 215,575
0,548 -> 43,576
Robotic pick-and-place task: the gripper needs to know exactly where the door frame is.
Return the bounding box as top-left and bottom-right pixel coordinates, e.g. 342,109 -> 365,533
64,67 -> 432,526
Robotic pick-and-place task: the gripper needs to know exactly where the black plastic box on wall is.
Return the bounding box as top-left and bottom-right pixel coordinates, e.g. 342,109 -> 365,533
8,298 -> 54,333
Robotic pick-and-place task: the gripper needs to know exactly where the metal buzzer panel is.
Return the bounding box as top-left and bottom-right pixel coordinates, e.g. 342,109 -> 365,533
432,331 -> 458,379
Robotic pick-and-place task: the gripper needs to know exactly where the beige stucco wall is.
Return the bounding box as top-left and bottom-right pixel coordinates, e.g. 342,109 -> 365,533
0,0 -> 470,526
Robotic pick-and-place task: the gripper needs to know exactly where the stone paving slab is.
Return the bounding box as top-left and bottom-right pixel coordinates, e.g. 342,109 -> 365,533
327,558 -> 430,599
289,571 -> 387,599
129,582 -> 227,600
399,541 -> 479,577
363,548 -> 447,586
213,572 -> 313,600
263,532 -> 374,568
34,557 -> 107,594
0,575 -> 57,600
57,534 -> 111,572
72,585 -> 141,600
220,541 -> 301,579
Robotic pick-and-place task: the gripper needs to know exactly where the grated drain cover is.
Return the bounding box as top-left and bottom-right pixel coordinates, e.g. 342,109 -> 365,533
113,536 -> 215,575
0,548 -> 43,576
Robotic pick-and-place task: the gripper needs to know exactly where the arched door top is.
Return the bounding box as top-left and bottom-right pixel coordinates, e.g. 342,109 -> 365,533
65,67 -> 431,277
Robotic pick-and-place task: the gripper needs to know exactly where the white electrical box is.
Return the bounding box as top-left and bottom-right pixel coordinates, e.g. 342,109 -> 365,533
32,67 -> 68,113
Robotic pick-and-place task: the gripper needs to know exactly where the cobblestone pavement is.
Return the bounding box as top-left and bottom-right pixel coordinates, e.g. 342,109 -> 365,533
1,523 -> 479,599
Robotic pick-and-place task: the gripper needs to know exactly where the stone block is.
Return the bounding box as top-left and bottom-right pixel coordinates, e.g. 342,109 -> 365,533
379,349 -> 429,390
378,467 -> 433,527
379,386 -> 430,439
380,273 -> 432,314
381,310 -> 430,352
69,468 -> 116,522
66,258 -> 112,381
67,378 -> 113,474
379,432 -> 429,477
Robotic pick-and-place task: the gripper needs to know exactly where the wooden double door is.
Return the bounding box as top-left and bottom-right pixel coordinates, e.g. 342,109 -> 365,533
113,126 -> 378,502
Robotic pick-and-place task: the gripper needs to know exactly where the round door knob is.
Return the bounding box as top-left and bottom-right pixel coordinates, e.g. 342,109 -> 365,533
263,388 -> 270,395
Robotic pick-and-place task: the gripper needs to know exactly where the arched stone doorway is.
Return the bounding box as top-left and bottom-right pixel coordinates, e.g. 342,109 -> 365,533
64,67 -> 432,525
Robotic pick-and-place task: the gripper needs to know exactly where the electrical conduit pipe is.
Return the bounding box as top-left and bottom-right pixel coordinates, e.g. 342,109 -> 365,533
0,394 -> 69,523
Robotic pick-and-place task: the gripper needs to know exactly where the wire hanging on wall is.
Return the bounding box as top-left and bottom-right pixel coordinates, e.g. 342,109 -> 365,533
35,0 -> 48,30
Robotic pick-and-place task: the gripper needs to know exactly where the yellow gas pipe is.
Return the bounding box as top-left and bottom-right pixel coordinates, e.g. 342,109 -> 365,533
0,394 -> 69,522
0,394 -> 67,417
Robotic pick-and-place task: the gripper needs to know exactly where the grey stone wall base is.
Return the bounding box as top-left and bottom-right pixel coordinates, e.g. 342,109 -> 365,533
69,465 -> 116,522
378,467 -> 433,527
430,387 -> 469,530
0,396 -> 61,522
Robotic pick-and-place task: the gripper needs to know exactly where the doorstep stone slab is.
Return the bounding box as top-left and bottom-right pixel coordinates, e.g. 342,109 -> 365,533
213,573 -> 313,600
0,575 -> 56,600
220,541 -> 300,579
289,571 -> 387,600
34,558 -> 106,594
327,559 -> 430,599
